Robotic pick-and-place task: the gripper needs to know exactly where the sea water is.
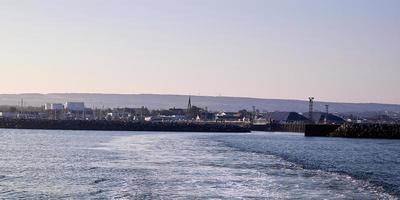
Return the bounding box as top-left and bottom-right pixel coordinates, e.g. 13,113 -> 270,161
0,129 -> 399,199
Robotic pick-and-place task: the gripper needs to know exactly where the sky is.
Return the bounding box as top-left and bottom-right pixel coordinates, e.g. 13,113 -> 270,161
0,0 -> 399,104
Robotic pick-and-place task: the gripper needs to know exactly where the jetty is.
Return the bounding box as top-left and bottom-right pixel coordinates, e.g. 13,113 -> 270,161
252,123 -> 400,139
0,119 -> 250,133
304,123 -> 400,139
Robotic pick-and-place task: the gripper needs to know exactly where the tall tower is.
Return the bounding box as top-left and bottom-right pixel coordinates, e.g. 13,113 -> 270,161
324,105 -> 329,124
252,106 -> 256,121
187,96 -> 192,111
309,97 -> 314,124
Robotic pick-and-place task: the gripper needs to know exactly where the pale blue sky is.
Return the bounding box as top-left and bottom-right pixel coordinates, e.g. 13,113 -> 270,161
0,0 -> 399,103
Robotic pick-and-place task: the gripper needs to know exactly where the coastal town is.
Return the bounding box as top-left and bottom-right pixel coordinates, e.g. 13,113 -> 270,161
1,1 -> 400,198
0,97 -> 399,125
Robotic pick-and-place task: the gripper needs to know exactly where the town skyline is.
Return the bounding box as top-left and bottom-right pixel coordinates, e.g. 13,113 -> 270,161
1,93 -> 399,113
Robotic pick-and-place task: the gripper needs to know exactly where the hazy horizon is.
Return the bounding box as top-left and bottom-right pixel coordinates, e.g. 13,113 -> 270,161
1,92 -> 400,106
1,92 -> 399,105
1,0 -> 399,104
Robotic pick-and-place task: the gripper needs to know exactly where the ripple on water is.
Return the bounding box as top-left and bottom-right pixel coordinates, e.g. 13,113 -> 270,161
94,133 -> 396,199
0,130 -> 398,199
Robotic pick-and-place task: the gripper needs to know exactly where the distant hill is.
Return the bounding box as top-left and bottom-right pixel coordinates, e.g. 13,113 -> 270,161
0,93 -> 399,113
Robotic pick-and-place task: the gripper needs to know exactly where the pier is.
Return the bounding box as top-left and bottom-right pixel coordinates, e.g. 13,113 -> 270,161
0,119 -> 250,133
253,123 -> 400,139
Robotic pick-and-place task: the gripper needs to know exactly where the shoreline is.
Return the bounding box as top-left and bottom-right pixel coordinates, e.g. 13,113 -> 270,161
0,119 -> 250,133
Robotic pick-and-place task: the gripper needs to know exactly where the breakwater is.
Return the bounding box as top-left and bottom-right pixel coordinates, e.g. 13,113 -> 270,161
331,123 -> 400,139
252,124 -> 305,133
255,123 -> 400,139
0,119 -> 250,133
305,123 -> 400,139
304,124 -> 341,137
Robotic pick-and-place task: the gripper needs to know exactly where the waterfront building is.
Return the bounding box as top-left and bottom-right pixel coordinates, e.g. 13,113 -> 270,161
216,112 -> 246,122
64,102 -> 85,120
17,112 -> 41,120
44,103 -> 51,110
253,118 -> 268,125
65,102 -> 85,112
162,108 -> 186,116
44,103 -> 65,120
45,103 -> 64,111
105,111 -> 131,121
0,112 -> 17,119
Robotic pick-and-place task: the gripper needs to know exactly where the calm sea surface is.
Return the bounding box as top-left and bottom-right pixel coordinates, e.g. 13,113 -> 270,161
0,129 -> 399,199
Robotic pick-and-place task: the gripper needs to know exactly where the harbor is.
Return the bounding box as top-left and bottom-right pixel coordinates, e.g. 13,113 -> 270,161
1,97 -> 399,138
2,0 -> 400,199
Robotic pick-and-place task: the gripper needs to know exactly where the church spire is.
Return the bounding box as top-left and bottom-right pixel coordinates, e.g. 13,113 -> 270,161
187,96 -> 192,111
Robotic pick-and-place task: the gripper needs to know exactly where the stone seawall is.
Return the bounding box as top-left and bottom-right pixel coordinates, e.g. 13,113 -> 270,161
250,123 -> 400,139
252,124 -> 305,133
331,123 -> 400,139
304,124 -> 341,137
0,119 -> 250,133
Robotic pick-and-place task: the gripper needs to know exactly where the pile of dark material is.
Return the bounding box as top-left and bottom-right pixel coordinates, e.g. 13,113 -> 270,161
0,119 -> 250,133
331,123 -> 400,139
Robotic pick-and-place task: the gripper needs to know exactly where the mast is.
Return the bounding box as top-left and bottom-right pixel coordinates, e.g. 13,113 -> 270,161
309,97 -> 314,124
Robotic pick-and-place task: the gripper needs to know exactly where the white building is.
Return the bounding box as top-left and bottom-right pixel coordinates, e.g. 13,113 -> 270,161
0,112 -> 17,119
45,103 -> 64,110
65,102 -> 85,112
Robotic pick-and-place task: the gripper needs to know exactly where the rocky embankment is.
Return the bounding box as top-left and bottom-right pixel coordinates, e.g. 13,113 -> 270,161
0,119 -> 250,133
331,123 -> 400,139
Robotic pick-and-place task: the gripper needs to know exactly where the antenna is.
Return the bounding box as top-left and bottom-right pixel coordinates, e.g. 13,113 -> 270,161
324,105 -> 329,124
252,106 -> 256,120
309,97 -> 314,124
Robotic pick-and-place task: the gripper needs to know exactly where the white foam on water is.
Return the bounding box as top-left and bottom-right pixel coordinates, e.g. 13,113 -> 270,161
95,133 -> 397,199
